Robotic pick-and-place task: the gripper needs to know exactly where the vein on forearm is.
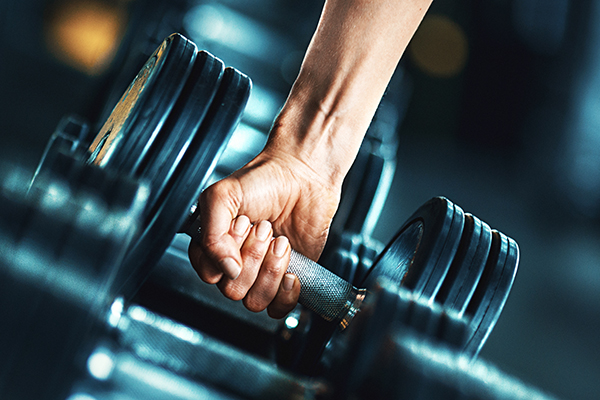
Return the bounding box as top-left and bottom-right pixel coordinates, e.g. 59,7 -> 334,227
269,0 -> 432,186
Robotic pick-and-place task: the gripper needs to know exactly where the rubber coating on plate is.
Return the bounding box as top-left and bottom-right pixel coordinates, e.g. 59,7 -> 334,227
119,65 -> 251,296
372,197 -> 464,301
361,219 -> 424,291
464,230 -> 519,357
436,214 -> 492,316
139,51 -> 225,215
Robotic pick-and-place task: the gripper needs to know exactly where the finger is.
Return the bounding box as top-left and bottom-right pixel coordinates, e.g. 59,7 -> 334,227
199,184 -> 244,280
229,215 -> 252,244
189,242 -> 223,284
189,215 -> 251,284
267,273 -> 300,319
218,220 -> 273,301
243,235 -> 292,313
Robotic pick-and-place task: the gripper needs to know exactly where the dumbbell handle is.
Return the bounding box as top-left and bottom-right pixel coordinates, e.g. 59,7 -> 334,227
181,211 -> 366,329
287,250 -> 366,328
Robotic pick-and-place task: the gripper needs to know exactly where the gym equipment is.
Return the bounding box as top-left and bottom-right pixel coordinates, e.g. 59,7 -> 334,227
2,29 -> 529,400
0,170 -> 535,400
326,278 -> 556,400
86,33 -> 251,296
1,168 -> 320,400
0,162 -> 147,400
32,34 -> 519,354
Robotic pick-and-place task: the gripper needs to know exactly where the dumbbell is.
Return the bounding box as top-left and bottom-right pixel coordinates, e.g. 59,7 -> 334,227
325,280 -> 555,400
36,33 -> 519,355
276,196 -> 517,374
0,162 -> 147,400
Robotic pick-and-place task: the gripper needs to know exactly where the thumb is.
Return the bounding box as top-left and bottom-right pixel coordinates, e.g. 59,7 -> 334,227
199,183 -> 244,280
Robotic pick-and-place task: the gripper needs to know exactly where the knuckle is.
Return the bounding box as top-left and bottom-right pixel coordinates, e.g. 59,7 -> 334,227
243,296 -> 267,313
199,272 -> 221,285
201,180 -> 241,213
262,260 -> 284,277
202,236 -> 225,258
220,283 -> 247,302
245,247 -> 265,263
189,248 -> 223,284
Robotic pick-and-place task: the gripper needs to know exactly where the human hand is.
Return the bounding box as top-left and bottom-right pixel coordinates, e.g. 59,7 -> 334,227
188,0 -> 432,318
188,145 -> 341,319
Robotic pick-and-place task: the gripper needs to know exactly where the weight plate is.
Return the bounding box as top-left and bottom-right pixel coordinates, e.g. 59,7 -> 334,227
406,199 -> 464,301
463,230 -> 519,357
119,66 -> 251,296
87,33 -> 196,175
344,151 -> 386,234
362,197 -> 464,302
435,214 -> 492,316
361,219 -> 424,292
353,237 -> 384,286
139,50 -> 224,216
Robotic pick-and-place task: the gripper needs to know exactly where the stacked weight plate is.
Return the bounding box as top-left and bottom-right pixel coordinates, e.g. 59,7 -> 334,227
277,197 -> 519,375
85,33 -> 251,296
361,197 -> 519,356
324,196 -> 522,397
329,279 -> 554,400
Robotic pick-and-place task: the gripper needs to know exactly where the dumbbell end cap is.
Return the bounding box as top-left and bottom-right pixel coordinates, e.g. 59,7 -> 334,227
339,287 -> 367,331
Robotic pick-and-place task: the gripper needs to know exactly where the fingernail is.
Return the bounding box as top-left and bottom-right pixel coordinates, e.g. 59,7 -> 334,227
273,236 -> 289,257
222,257 -> 242,280
283,273 -> 295,291
233,216 -> 250,236
255,220 -> 272,241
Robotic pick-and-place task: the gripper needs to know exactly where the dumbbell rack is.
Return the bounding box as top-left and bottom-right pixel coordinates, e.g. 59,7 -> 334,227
0,166 -> 554,399
0,32 -> 558,400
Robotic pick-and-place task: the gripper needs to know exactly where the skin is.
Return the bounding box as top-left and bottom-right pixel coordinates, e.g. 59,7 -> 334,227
189,0 -> 433,319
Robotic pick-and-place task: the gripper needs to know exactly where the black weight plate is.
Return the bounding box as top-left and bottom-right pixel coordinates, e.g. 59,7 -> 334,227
406,199 -> 464,301
361,219 -> 424,292
87,33 -> 196,175
353,237 -> 384,286
435,214 -> 492,316
119,66 -> 251,296
362,197 -> 464,302
463,230 -> 519,357
344,151 -> 386,234
138,51 -> 224,215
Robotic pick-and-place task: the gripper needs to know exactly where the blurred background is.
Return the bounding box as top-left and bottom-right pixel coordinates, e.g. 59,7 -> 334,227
1,0 -> 599,399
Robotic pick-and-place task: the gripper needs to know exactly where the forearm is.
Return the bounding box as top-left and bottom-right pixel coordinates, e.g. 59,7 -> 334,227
267,0 -> 432,187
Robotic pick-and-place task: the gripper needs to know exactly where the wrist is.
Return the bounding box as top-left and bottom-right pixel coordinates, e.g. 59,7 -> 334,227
265,78 -> 367,189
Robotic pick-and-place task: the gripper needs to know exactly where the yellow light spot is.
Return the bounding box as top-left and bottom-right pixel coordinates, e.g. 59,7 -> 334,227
409,15 -> 469,78
45,0 -> 128,75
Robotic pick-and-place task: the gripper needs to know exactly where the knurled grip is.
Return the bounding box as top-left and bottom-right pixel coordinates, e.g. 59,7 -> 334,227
288,250 -> 365,327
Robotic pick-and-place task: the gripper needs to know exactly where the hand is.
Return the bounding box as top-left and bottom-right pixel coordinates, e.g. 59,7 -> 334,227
188,0 -> 432,318
188,145 -> 341,318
